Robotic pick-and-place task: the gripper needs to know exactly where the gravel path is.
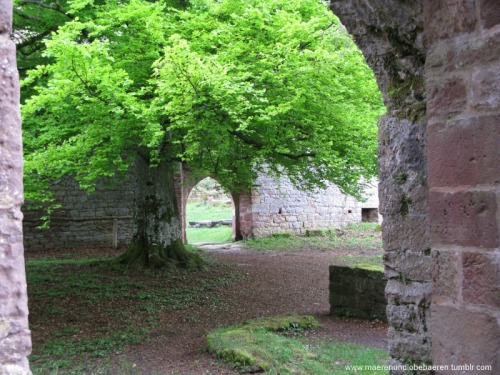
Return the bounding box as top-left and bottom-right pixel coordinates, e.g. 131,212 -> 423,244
113,245 -> 388,374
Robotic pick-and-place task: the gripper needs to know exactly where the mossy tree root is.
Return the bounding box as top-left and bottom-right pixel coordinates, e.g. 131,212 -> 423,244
115,239 -> 202,268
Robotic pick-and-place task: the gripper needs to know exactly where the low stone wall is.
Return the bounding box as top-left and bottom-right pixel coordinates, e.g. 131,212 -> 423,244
329,265 -> 387,322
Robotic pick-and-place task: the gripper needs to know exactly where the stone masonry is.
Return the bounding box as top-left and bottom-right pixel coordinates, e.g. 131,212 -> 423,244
0,0 -> 32,373
24,177 -> 135,250
24,168 -> 379,249
330,1 -> 432,371
329,265 -> 387,322
238,174 -> 379,238
425,0 -> 500,371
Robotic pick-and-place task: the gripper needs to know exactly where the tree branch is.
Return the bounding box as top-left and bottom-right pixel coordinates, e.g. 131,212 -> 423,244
228,130 -> 315,160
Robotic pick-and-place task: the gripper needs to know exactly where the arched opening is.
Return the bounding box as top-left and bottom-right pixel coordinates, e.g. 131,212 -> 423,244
185,177 -> 235,244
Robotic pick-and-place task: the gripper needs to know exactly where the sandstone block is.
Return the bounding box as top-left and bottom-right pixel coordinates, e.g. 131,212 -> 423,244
429,189 -> 499,248
462,251 -> 500,308
428,115 -> 500,187
431,304 -> 499,372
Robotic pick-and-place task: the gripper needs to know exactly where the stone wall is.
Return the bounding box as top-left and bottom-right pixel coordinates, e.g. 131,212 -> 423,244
0,0 -> 32,372
240,173 -> 379,238
23,177 -> 135,250
425,0 -> 500,371
330,0 -> 431,371
24,165 -> 379,249
329,266 -> 387,321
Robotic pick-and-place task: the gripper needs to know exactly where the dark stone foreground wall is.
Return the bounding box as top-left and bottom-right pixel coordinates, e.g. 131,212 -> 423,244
330,1 -> 431,371
0,0 -> 32,372
329,266 -> 387,321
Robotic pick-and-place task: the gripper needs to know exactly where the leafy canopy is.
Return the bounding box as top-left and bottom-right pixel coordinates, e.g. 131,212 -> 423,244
22,0 -> 385,206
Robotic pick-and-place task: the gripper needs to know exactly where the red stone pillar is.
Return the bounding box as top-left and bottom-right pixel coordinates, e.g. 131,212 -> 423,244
0,0 -> 33,372
425,1 -> 500,371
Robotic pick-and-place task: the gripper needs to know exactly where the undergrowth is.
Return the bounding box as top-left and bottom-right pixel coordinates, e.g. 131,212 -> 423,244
26,248 -> 240,374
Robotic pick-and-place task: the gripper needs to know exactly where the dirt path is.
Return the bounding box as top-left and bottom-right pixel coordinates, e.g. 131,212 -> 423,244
112,245 -> 388,374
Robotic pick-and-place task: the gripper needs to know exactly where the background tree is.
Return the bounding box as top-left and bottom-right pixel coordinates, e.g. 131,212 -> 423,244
22,0 -> 385,267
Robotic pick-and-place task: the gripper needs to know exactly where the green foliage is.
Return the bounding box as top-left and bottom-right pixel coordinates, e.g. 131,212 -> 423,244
21,0 -> 385,210
207,315 -> 389,374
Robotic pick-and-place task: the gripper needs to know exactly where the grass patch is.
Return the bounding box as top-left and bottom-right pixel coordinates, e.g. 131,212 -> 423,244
186,202 -> 233,221
244,223 -> 381,252
26,250 -> 240,374
186,226 -> 233,243
207,315 -> 389,374
186,202 -> 234,243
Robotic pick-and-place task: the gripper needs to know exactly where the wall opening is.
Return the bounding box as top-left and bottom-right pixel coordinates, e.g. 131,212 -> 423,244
185,177 -> 235,244
361,208 -> 379,223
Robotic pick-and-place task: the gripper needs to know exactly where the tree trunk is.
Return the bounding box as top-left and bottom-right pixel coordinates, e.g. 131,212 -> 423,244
116,158 -> 200,268
232,192 -> 244,241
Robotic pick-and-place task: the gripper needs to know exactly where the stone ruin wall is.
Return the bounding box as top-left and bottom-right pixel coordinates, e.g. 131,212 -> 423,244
23,177 -> 135,250
330,0 -> 432,371
23,167 -> 379,249
240,173 -> 380,238
0,0 -> 32,373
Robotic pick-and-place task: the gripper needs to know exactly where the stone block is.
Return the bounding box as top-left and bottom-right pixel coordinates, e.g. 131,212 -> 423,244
388,327 -> 432,363
385,249 -> 433,282
427,77 -> 467,119
471,66 -> 500,110
382,213 -> 429,252
462,251 -> 500,308
431,304 -> 500,371
424,0 -> 477,44
429,189 -> 499,248
479,0 -> 500,30
385,279 -> 432,305
428,115 -> 500,187
329,266 -> 387,321
432,249 -> 461,301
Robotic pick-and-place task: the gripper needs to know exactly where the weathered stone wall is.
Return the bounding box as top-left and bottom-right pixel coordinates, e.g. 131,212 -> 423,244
329,266 -> 387,321
23,177 -> 134,250
330,0 -> 431,371
425,1 -> 500,371
241,173 -> 379,238
0,0 -> 32,372
25,165 -> 379,249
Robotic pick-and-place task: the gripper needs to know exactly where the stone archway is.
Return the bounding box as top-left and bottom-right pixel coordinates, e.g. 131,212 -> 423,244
184,176 -> 236,243
1,1 -> 499,373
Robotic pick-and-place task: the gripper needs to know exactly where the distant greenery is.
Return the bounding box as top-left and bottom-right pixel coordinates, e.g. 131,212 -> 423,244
244,223 -> 382,252
186,202 -> 233,221
187,226 -> 233,243
207,315 -> 389,374
186,202 -> 234,243
26,251 -> 240,373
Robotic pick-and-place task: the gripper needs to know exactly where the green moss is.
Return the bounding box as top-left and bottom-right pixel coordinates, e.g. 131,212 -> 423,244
115,239 -> 203,269
207,314 -> 389,374
207,315 -> 319,372
400,195 -> 412,217
353,263 -> 384,272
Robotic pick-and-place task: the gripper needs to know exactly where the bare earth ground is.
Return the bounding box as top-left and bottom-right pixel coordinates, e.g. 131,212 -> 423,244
26,244 -> 388,374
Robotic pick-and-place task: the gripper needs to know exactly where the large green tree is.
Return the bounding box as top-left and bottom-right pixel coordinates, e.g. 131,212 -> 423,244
21,0 -> 384,267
